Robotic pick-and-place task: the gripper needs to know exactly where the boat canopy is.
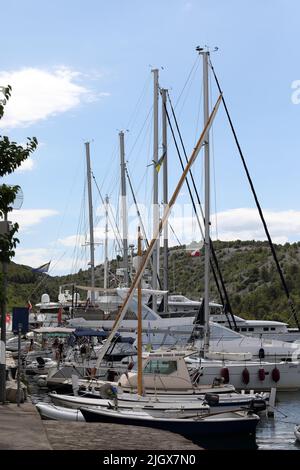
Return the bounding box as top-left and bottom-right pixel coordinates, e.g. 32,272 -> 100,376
73,328 -> 108,338
33,327 -> 75,335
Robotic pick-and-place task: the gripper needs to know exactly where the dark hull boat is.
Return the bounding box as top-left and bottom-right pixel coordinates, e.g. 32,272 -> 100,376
80,407 -> 259,437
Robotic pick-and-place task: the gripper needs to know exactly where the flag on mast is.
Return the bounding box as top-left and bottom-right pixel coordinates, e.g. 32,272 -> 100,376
147,151 -> 166,173
32,261 -> 51,273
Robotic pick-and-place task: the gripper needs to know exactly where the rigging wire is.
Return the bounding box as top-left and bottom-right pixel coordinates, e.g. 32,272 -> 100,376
168,222 -> 182,246
165,91 -> 235,329
126,74 -> 152,131
209,67 -> 219,240
209,56 -> 300,331
91,172 -> 123,253
174,56 -> 200,109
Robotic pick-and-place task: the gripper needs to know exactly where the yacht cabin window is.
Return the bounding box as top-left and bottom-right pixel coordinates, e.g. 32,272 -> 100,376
143,359 -> 177,375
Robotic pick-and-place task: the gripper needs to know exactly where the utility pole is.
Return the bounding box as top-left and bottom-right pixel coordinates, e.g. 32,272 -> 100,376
119,131 -> 129,286
161,88 -> 168,315
0,212 -> 8,403
85,142 -> 95,304
152,68 -> 159,312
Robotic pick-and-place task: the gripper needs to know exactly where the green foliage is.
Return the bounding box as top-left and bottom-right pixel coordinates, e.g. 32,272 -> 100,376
0,85 -> 38,263
0,85 -> 11,119
0,136 -> 38,177
3,239 -> 300,328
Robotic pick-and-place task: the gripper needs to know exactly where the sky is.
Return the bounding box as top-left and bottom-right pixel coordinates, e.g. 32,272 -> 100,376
1,0 -> 300,276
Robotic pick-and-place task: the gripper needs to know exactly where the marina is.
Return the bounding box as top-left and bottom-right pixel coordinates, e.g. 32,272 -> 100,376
1,1 -> 300,457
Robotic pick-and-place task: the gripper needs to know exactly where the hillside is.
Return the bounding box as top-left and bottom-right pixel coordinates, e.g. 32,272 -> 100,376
2,240 -> 300,326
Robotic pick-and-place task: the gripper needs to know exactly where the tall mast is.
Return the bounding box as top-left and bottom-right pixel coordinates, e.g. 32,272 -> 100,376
161,88 -> 168,314
94,95 -> 222,368
152,68 -> 159,312
201,49 -> 211,355
137,226 -> 143,396
85,141 -> 95,304
104,195 -> 109,290
119,131 -> 129,286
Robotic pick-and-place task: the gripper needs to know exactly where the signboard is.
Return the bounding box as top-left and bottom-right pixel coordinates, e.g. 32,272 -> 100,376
12,307 -> 29,334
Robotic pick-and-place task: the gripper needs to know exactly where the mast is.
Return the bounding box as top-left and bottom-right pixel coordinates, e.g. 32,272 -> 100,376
200,48 -> 211,355
161,88 -> 168,314
94,94 -> 222,369
85,141 -> 95,304
104,195 -> 109,290
152,68 -> 159,312
119,131 -> 129,286
137,226 -> 143,396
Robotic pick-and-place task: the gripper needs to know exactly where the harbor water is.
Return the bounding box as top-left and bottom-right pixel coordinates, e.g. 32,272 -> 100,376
28,376 -> 300,450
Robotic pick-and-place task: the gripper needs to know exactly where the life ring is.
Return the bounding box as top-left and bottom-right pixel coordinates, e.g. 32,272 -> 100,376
220,367 -> 229,384
242,367 -> 250,385
258,368 -> 265,381
272,367 -> 280,383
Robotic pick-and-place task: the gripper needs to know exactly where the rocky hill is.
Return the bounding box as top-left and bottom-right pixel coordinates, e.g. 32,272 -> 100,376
2,240 -> 300,326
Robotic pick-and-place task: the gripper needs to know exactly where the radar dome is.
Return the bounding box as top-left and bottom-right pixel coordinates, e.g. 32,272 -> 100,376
41,293 -> 50,304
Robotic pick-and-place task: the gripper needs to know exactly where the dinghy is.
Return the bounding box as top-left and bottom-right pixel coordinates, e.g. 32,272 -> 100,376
80,406 -> 260,437
35,402 -> 85,421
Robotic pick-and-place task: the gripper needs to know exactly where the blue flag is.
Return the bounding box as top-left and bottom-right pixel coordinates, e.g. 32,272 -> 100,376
32,261 -> 51,273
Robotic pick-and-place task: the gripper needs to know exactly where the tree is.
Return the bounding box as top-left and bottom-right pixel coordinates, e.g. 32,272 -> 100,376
0,86 -> 38,262
0,84 -> 38,402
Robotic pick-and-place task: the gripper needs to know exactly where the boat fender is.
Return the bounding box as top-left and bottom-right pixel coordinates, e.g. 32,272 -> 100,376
242,367 -> 250,385
258,368 -> 265,381
258,348 -> 265,359
271,367 -> 280,383
220,367 -> 229,384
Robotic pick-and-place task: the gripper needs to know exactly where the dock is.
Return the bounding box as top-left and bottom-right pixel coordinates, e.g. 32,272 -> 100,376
0,402 -> 201,450
0,403 -> 51,450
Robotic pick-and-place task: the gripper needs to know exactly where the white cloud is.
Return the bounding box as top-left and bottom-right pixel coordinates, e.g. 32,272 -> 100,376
57,234 -> 86,247
158,207 -> 300,245
13,247 -> 80,276
15,158 -> 35,172
14,248 -> 53,270
214,208 -> 300,244
40,206 -> 300,275
57,206 -> 300,252
9,208 -> 58,231
0,66 -> 109,128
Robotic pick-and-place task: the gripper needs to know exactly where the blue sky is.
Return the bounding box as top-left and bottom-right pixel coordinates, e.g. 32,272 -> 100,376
1,0 -> 300,275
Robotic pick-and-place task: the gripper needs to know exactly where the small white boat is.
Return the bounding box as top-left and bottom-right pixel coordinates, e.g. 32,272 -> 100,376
294,425 -> 300,442
35,402 -> 85,421
205,351 -> 252,361
26,357 -> 57,375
